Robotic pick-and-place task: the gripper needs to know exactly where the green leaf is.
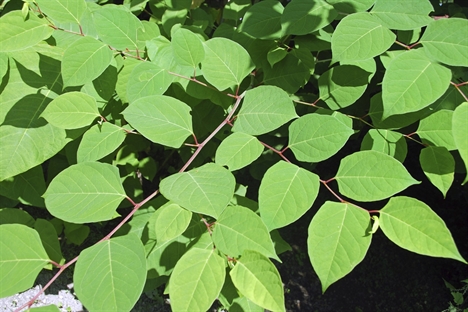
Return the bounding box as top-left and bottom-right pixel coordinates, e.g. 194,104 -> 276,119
288,113 -> 354,163
36,0 -> 87,24
239,0 -> 284,40
307,201 -> 372,292
370,0 -> 434,30
215,132 -> 264,171
61,36 -> 113,87
0,165 -> 46,207
0,11 -> 54,52
29,305 -> 61,312
43,162 -> 127,223
281,0 -> 338,35
122,95 -> 192,148
331,12 -> 395,62
172,27 -> 205,68
74,234 -> 147,311
93,5 -> 143,50
0,208 -> 35,227
77,123 -> 126,163
160,163 -> 235,219
263,53 -> 310,94
259,161 -> 319,231
361,129 -> 407,163
115,57 -> 140,103
230,297 -> 263,312
417,110 -> 456,150
452,102 -> 468,184
169,248 -> 226,312
267,47 -> 288,67
419,146 -> 454,198
126,62 -> 174,103
0,53 -> 8,80
335,150 -> 420,202
201,37 -> 255,90
328,0 -> 374,13
318,65 -> 371,109
34,218 -> 64,265
212,205 -> 278,260
382,49 -> 452,119
420,18 -> 468,67
0,224 -> 49,298
151,203 -> 192,243
230,250 -> 285,312
232,86 -> 297,135
41,92 -> 100,129
380,197 -> 466,263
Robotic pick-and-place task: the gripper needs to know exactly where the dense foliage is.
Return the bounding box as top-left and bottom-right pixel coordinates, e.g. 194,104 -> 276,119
0,0 -> 467,311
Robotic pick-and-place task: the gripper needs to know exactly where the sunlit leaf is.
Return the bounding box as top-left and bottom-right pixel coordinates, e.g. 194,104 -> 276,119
151,203 -> 192,243
215,132 -> 264,171
172,27 -> 205,68
370,0 -> 433,30
77,123 -> 126,163
417,110 -> 456,150
126,62 -> 174,103
361,129 -> 407,162
419,146 -> 454,198
452,102 -> 468,184
36,0 -> 87,24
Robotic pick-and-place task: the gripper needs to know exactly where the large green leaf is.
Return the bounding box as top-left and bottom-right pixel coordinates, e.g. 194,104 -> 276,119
159,163 -> 235,218
0,165 -> 46,207
172,27 -> 205,68
0,11 -> 54,52
335,150 -> 420,201
331,12 -> 395,62
230,250 -> 285,312
259,161 -> 319,231
288,113 -> 354,163
41,92 -> 100,129
169,248 -> 226,312
151,203 -> 192,243
380,197 -> 466,263
232,85 -> 297,135
370,0 -> 433,30
420,18 -> 468,67
201,37 -> 255,90
417,110 -> 456,150
215,132 -> 264,171
61,36 -> 113,87
74,234 -> 147,311
381,49 -> 452,119
361,129 -> 407,163
452,102 -> 468,184
281,0 -> 337,35
77,123 -> 126,163
93,5 -> 143,50
212,205 -> 278,260
318,65 -> 371,109
122,95 -> 192,148
239,0 -> 284,40
43,162 -> 127,223
36,0 -> 87,24
419,146 -> 454,198
308,201 -> 371,292
0,224 -> 49,298
126,62 -> 174,103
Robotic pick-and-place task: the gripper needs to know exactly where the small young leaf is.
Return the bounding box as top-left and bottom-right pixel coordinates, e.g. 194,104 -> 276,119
160,163 -> 235,218
43,162 -> 127,223
77,123 -> 126,163
62,36 -> 113,87
331,12 -> 395,62
230,250 -> 285,312
239,0 -> 285,40
308,201 -> 371,292
382,49 -> 452,119
335,150 -> 420,202
232,85 -> 297,135
201,37 -> 255,90
420,18 -> 468,67
288,113 -> 354,163
151,203 -> 192,243
0,224 -> 49,298
172,27 -> 205,68
126,62 -> 174,103
417,110 -> 456,150
212,205 -> 278,260
380,196 -> 466,263
361,129 -> 407,162
169,248 -> 226,312
370,0 -> 433,30
74,234 -> 147,311
419,146 -> 454,198
36,0 -> 87,24
0,11 -> 54,52
452,102 -> 468,184
122,95 -> 192,148
41,92 -> 100,129
259,161 -> 319,231
215,132 -> 264,171
281,0 -> 338,35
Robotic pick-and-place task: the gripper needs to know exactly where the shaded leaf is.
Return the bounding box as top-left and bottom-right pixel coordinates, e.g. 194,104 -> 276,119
239,0 -> 284,40
34,218 -> 64,265
263,53 -> 310,94
281,0 -> 337,35
0,165 -> 46,207
151,203 -> 192,243
361,129 -> 407,162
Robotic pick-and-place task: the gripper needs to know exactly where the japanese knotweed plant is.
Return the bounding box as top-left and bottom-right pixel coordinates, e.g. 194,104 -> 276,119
0,0 -> 467,311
